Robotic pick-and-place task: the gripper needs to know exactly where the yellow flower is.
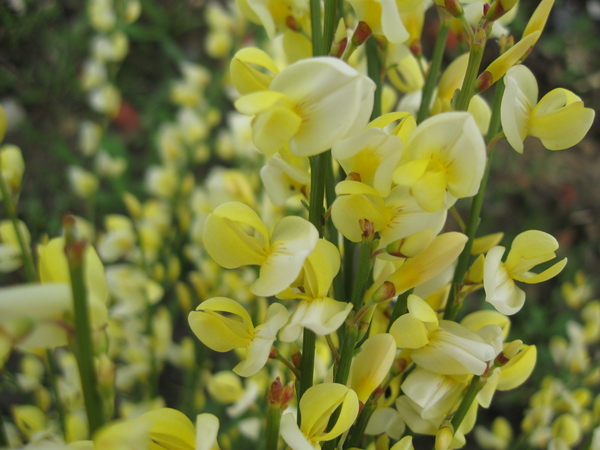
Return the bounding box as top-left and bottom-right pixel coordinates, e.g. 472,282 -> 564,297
235,57 -> 375,157
331,181 -> 447,246
483,230 -> 567,315
278,239 -> 351,341
346,0 -> 410,43
332,127 -> 403,197
501,65 -> 595,153
202,201 -> 318,297
280,383 -> 359,450
393,112 -> 486,212
188,297 -> 288,376
390,294 -> 497,375
348,333 -> 397,403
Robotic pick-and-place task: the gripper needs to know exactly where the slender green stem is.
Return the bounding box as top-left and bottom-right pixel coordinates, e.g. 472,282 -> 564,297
387,289 -> 412,331
443,81 -> 505,320
276,354 -> 301,380
310,0 -> 323,56
325,334 -> 340,365
309,153 -> 330,237
366,36 -> 383,120
343,239 -> 355,301
64,236 -> 105,435
0,410 -> 8,448
450,206 -> 466,232
0,173 -> 36,282
299,151 -> 331,406
450,375 -> 484,431
350,239 -> 375,312
416,11 -> 450,124
454,33 -> 486,111
298,329 -> 316,406
323,324 -> 359,450
334,324 -> 359,385
323,0 -> 338,55
266,404 -> 282,450
46,349 -> 67,438
345,402 -> 376,449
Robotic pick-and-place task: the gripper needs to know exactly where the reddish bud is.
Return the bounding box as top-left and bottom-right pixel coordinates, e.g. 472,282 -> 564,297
372,281 -> 396,303
352,21 -> 372,47
286,15 -> 300,32
336,37 -> 348,58
444,0 -> 464,18
483,2 -> 491,16
268,377 -> 284,405
291,350 -> 302,369
475,70 -> 493,93
495,352 -> 510,366
269,346 -> 278,359
281,382 -> 295,410
409,40 -> 422,57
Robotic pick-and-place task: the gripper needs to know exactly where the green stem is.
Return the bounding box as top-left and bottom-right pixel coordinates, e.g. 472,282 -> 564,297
309,153 -> 330,237
350,239 -> 375,312
416,11 -> 450,124
454,34 -> 486,112
0,173 -> 36,282
276,354 -> 301,380
443,80 -> 505,321
343,239 -> 355,301
310,0 -> 323,56
64,237 -> 105,435
322,324 -> 359,450
334,324 -> 359,385
322,0 -> 338,55
345,402 -> 376,449
450,375 -> 484,432
46,349 -> 67,439
387,289 -> 412,331
366,36 -> 383,120
266,404 -> 282,450
0,410 -> 8,448
298,329 -> 316,410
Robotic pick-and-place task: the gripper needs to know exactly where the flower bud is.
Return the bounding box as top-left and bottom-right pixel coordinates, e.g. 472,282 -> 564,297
486,0 -> 519,22
435,0 -> 464,18
352,21 -> 372,47
435,423 -> 454,450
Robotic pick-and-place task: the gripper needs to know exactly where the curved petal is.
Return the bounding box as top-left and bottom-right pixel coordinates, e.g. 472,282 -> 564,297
303,239 -> 341,298
318,388 -> 359,441
280,412 -> 314,450
505,230 -> 558,274
331,193 -> 388,243
390,313 -> 430,349
349,333 -> 397,402
514,258 -> 567,284
202,214 -> 266,268
387,232 -> 467,294
196,413 -> 220,450
140,408 -> 195,450
252,106 -> 303,156
300,383 -> 352,438
530,100 -> 595,150
497,344 -> 537,391
251,216 -> 318,296
501,65 -> 537,153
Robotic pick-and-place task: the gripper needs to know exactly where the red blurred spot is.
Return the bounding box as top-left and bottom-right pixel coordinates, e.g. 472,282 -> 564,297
113,100 -> 140,133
